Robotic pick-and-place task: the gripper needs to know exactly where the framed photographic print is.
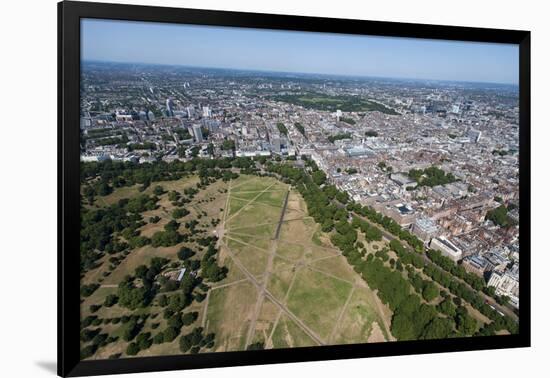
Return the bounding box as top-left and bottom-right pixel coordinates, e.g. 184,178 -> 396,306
58,1 -> 531,376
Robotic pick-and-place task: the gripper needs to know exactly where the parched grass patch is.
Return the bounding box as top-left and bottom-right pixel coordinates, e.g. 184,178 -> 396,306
286,190 -> 307,213
206,281 -> 258,352
311,255 -> 360,284
228,198 -> 250,217
226,238 -> 270,277
254,190 -> 287,208
266,258 -> 297,302
271,314 -> 317,349
332,288 -> 388,345
227,202 -> 282,230
286,268 -> 353,340
217,246 -> 247,284
228,223 -> 277,240
228,233 -> 271,251
303,244 -> 340,263
276,241 -> 305,261
279,218 -> 315,245
231,176 -> 278,193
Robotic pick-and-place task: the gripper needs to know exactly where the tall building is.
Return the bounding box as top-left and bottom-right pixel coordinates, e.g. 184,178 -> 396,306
192,124 -> 203,143
166,98 -> 175,117
202,106 -> 211,118
186,105 -> 195,118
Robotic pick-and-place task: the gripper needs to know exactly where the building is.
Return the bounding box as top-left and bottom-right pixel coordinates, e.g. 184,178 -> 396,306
390,173 -> 418,190
345,146 -> 374,158
202,106 -> 211,118
488,270 -> 519,308
412,217 -> 439,243
192,124 -> 203,143
166,98 -> 175,117
467,129 -> 482,143
462,254 -> 488,277
429,237 -> 463,262
176,268 -> 187,282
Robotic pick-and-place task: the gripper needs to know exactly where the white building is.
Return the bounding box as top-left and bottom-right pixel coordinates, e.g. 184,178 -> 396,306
488,270 -> 519,308
429,237 -> 462,262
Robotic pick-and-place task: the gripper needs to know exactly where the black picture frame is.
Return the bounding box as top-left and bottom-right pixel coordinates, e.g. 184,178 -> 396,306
58,1 -> 531,376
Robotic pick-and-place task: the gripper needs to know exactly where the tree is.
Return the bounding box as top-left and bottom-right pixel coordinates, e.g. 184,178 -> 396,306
122,317 -> 142,341
421,317 -> 455,339
177,247 -> 195,261
157,294 -> 168,307
437,297 -> 456,317
455,307 -> 477,336
153,185 -> 165,196
136,332 -> 153,350
486,205 -> 509,227
163,326 -> 180,342
182,312 -> 199,326
126,342 -> 140,356
422,282 -> 439,302
247,342 -> 265,350
153,332 -> 165,344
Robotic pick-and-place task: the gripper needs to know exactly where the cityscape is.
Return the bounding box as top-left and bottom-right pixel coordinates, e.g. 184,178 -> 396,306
79,20 -> 520,360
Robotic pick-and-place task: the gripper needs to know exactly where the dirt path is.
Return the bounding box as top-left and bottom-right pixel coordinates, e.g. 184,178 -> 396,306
367,322 -> 385,343
328,286 -> 355,343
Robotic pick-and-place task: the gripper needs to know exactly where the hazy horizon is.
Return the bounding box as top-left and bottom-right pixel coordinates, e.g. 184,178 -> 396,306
81,19 -> 520,85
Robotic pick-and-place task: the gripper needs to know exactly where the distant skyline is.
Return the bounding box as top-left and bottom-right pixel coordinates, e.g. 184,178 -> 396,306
81,19 -> 519,85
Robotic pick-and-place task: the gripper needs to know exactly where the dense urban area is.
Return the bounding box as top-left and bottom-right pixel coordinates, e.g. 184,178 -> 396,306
79,62 -> 520,360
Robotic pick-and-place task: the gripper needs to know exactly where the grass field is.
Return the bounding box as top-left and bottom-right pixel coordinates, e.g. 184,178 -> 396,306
203,175 -> 393,350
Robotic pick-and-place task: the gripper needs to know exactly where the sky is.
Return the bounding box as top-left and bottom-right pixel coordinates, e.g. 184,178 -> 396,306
81,19 -> 519,85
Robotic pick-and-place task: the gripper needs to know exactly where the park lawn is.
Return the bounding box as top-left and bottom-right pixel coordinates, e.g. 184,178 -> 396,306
206,281 -> 258,352
332,287 -> 388,345
302,244 -> 340,263
227,238 -> 270,277
227,201 -> 282,230
286,268 -> 353,340
228,223 -> 277,240
216,245 -> 247,284
231,175 -> 277,193
278,218 -> 316,245
276,241 -> 305,261
271,314 -> 317,349
253,189 -> 287,208
94,184 -> 141,207
265,257 -> 297,302
227,232 -> 271,250
228,198 -> 250,217
311,255 -> 362,284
